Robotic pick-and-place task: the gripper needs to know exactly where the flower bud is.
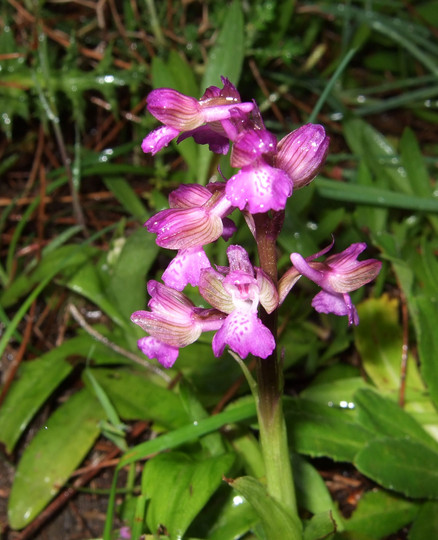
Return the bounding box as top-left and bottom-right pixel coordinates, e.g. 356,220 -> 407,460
275,124 -> 329,189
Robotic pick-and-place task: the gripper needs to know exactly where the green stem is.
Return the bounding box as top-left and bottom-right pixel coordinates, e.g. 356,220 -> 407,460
253,213 -> 299,522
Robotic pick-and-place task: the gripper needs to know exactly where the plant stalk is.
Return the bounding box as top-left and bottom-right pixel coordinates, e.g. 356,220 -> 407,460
253,212 -> 299,521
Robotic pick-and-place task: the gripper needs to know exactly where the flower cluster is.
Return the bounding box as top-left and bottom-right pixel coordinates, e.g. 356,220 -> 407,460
131,77 -> 381,367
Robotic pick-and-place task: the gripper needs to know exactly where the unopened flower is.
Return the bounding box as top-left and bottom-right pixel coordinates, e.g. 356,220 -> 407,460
131,281 -> 224,367
146,186 -> 234,250
274,124 -> 329,189
142,77 -> 254,155
288,243 -> 381,325
199,245 -> 278,358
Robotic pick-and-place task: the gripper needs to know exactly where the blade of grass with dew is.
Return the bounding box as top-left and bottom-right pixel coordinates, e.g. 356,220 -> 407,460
308,48 -> 357,124
316,178 -> 438,213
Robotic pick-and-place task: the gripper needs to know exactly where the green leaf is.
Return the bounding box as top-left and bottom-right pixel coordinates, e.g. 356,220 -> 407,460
354,438 -> 438,499
207,492 -> 258,540
412,295 -> 438,409
202,0 -> 245,89
142,451 -> 235,539
293,454 -> 344,529
316,178 -> 438,214
1,245 -> 98,308
343,118 -> 411,193
150,56 -> 199,174
301,377 -> 369,408
354,295 -> 424,394
399,127 -> 432,198
107,227 -> 159,320
226,476 -> 302,540
344,490 -> 419,539
103,176 -> 149,223
118,398 -> 256,468
285,398 -> 372,462
409,501 -> 438,540
178,380 -> 226,456
89,367 -> 190,430
65,261 -> 127,329
354,388 -> 438,451
0,345 -> 73,453
304,511 -> 337,540
8,389 -> 104,529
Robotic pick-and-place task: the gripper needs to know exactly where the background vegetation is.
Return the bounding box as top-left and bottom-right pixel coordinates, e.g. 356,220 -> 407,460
1,0 -> 438,538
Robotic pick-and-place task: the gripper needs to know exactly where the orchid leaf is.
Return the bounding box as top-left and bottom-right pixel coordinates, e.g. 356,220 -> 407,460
226,475 -> 302,540
355,437 -> 438,499
344,490 -> 419,539
285,398 -> 372,462
8,389 -> 104,530
142,451 -> 235,539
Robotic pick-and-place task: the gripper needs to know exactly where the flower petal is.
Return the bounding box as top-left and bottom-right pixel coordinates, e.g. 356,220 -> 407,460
137,337 -> 179,368
311,290 -> 359,325
146,207 -> 224,249
147,88 -> 202,130
212,311 -> 275,359
141,126 -> 179,155
162,247 -> 211,290
226,160 -> 293,213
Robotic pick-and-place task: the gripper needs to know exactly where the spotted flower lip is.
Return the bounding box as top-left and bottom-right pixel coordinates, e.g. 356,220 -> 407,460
199,245 -> 278,359
162,246 -> 211,291
288,242 -> 382,325
142,77 -> 254,155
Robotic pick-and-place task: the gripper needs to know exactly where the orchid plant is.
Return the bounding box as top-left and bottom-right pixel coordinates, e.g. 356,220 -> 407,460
131,77 -> 381,539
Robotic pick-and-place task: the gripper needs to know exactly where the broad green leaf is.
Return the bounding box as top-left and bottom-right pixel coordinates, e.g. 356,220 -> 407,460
354,388 -> 438,451
226,476 -> 302,540
207,492 -> 258,540
142,451 -> 235,539
293,454 -> 344,529
301,377 -> 369,408
344,490 -> 419,539
0,345 -> 73,453
107,227 -> 159,320
408,501 -> 438,540
355,437 -> 438,499
354,295 -> 424,394
8,389 -> 104,529
412,295 -> 438,409
304,511 -> 337,540
89,367 -> 189,430
202,0 -> 245,89
65,261 -> 127,329
285,398 -> 372,462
